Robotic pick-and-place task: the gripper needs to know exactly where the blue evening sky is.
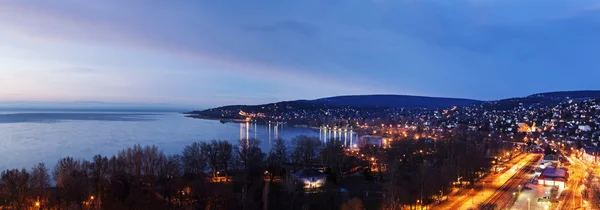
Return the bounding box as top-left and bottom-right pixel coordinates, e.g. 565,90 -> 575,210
1,0 -> 600,108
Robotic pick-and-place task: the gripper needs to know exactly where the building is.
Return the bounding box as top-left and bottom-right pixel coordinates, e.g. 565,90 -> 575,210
581,147 -> 600,163
541,154 -> 559,164
358,135 -> 384,148
293,168 -> 328,189
537,167 -> 569,188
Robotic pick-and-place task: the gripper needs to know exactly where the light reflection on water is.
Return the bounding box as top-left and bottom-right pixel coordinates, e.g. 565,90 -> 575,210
239,122 -> 357,147
0,111 -> 330,171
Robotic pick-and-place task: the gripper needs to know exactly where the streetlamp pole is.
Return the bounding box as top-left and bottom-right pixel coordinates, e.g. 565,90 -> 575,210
528,198 -> 531,210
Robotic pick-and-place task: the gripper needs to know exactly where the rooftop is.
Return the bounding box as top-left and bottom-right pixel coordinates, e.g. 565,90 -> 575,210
540,167 -> 568,179
293,168 -> 328,178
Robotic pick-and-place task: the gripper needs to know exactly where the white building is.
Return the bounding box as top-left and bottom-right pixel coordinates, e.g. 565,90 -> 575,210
537,167 -> 568,189
293,168 -> 328,189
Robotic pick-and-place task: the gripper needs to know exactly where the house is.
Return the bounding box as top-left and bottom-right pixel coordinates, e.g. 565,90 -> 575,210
293,168 -> 328,189
358,135 -> 384,148
581,147 -> 600,163
541,154 -> 559,165
537,167 -> 569,189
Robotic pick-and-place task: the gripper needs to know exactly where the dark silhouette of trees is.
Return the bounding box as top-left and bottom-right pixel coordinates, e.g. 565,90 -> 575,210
118,144 -> 143,178
141,145 -> 165,190
383,137 -> 490,209
88,154 -> 109,207
217,141 -> 233,179
235,138 -> 266,210
291,135 -> 322,167
0,168 -> 30,210
237,138 -> 266,173
158,154 -> 182,208
1,134 -> 494,209
182,142 -> 205,174
30,162 -> 51,208
321,138 -> 345,180
361,143 -> 385,176
201,140 -> 232,178
53,157 -> 89,209
545,144 -> 556,155
201,140 -> 220,177
267,138 -> 287,182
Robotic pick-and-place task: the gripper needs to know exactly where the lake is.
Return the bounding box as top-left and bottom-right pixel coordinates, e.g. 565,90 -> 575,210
0,111 -> 356,171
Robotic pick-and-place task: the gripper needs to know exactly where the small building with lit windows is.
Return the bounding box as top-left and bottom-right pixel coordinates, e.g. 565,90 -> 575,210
537,167 -> 568,189
293,168 -> 328,189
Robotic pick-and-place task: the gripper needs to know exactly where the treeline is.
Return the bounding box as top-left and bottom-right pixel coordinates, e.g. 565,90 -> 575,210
0,128 -> 512,210
0,136 -> 346,210
380,127 -> 516,210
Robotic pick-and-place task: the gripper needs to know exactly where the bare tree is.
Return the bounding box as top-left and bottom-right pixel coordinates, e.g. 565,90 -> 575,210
160,154 -> 182,179
201,140 -> 220,177
182,142 -> 205,174
267,138 -> 287,182
158,154 -> 183,207
0,168 -> 30,210
321,138 -> 345,180
30,163 -> 51,208
238,138 -> 266,172
53,157 -> 89,209
291,135 -> 322,167
141,145 -> 165,190
236,138 -> 266,210
118,144 -> 143,178
88,154 -> 109,207
217,140 -> 233,179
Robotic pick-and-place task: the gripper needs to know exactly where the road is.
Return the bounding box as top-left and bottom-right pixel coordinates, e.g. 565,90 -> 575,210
557,155 -> 595,210
431,153 -> 538,210
478,154 -> 542,210
588,163 -> 600,209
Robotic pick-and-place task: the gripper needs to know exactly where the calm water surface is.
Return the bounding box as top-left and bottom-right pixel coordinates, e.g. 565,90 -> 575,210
0,111 -> 330,171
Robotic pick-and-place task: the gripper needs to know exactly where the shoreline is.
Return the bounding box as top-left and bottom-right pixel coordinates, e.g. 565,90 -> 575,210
185,114 -> 323,130
184,114 -> 246,122
184,114 -> 360,133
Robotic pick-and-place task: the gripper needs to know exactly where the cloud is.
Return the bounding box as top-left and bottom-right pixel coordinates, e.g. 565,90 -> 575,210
1,0 -> 600,105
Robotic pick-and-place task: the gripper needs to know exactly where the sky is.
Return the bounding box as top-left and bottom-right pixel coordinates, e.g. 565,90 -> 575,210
1,0 -> 600,108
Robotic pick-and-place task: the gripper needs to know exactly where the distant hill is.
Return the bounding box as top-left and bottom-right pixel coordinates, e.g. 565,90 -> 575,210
189,90 -> 600,117
312,95 -> 481,108
482,90 -> 600,110
187,94 -> 482,119
527,90 -> 600,100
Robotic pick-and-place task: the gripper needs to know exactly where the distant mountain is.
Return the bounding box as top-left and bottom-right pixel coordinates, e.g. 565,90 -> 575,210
313,95 -> 481,108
